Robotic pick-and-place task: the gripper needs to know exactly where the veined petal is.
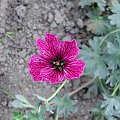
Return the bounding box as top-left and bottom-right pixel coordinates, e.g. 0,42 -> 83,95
61,40 -> 79,60
45,33 -> 62,58
41,67 -> 64,84
64,59 -> 85,80
36,38 -> 52,58
28,55 -> 48,82
28,55 -> 42,68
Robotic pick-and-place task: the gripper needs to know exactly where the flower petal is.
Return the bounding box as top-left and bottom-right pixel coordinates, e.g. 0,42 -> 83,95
36,38 -> 52,58
64,59 -> 85,80
45,33 -> 62,58
28,55 -> 48,82
61,40 -> 79,60
41,67 -> 64,84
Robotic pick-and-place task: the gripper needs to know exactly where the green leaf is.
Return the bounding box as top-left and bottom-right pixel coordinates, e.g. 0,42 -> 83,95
80,37 -> 109,79
34,94 -> 47,102
91,108 -> 104,120
12,95 -> 34,108
26,112 -> 43,120
11,112 -> 26,120
5,32 -> 15,36
108,0 -> 120,27
52,95 -> 77,117
79,0 -> 106,11
88,82 -> 99,96
0,39 -> 4,44
101,95 -> 120,118
87,11 -> 111,35
106,37 -> 120,68
106,70 -> 120,87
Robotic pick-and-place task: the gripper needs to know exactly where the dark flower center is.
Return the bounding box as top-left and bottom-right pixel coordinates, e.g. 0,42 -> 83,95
51,58 -> 65,71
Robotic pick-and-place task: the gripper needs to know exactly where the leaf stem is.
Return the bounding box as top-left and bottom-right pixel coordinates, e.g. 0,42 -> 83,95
111,83 -> 120,97
55,113 -> 58,120
0,86 -> 15,99
68,78 -> 95,96
100,28 -> 120,46
47,80 -> 68,102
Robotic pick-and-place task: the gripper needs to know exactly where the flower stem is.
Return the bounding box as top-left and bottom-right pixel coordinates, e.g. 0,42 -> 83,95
100,28 -> 120,46
47,80 -> 68,102
111,83 -> 120,97
55,113 -> 58,120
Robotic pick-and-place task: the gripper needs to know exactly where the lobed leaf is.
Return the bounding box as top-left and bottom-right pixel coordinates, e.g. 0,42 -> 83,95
108,0 -> 120,27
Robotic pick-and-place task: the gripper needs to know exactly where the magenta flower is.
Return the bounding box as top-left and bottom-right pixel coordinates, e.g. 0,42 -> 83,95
28,33 -> 85,84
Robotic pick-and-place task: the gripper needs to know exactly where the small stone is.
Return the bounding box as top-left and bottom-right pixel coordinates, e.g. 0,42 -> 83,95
33,33 -> 39,40
51,21 -> 57,28
54,10 -> 64,24
18,59 -> 24,64
24,67 -> 29,73
83,93 -> 91,99
66,1 -> 74,10
48,12 -> 53,23
70,28 -> 79,34
73,94 -> 78,99
72,79 -> 81,89
33,4 -> 39,10
20,38 -> 26,45
8,101 -> 13,108
0,27 -> 5,33
15,5 -> 26,18
19,49 -> 26,58
0,55 -> 6,62
77,18 -> 84,28
1,101 -> 7,106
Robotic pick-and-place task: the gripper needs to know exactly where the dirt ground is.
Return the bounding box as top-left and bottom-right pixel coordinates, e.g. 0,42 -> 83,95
0,0 -> 98,120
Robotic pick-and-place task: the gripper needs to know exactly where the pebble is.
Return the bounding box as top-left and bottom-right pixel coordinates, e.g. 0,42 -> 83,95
15,5 -> 26,18
51,21 -> 57,28
77,18 -> 84,28
48,12 -> 53,23
0,55 -> 6,62
18,49 -> 27,58
54,10 -> 64,24
66,1 -> 74,10
33,4 -> 39,10
70,28 -> 79,34
18,58 -> 24,64
1,101 -> 7,106
24,67 -> 29,74
83,93 -> 91,99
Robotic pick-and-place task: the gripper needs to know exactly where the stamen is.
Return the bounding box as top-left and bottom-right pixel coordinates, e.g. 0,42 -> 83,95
55,61 -> 60,66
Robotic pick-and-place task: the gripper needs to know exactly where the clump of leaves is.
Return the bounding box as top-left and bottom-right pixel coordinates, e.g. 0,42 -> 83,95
87,11 -> 111,35
79,0 -> 120,119
52,95 -> 77,117
11,94 -> 77,120
108,0 -> 120,28
79,0 -> 106,11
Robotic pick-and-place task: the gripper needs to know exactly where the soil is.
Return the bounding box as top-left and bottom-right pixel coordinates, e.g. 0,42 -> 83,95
0,0 -> 98,120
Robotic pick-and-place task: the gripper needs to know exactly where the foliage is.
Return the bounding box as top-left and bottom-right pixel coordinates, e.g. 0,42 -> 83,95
101,94 -> 120,118
79,0 -> 120,119
11,112 -> 26,120
108,0 -> 120,28
87,11 -> 111,35
52,95 -> 77,117
79,0 -> 106,11
11,94 -> 77,120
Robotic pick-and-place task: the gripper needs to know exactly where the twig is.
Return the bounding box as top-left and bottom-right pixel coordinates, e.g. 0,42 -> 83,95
68,78 -> 95,96
8,45 -> 29,49
0,86 -> 15,99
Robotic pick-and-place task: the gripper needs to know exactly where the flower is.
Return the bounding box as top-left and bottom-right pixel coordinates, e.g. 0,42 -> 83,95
28,33 -> 85,84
